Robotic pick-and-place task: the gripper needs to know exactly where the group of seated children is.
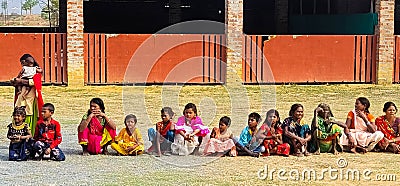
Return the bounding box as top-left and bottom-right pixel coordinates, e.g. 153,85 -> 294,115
146,97 -> 400,157
10,97 -> 399,160
7,103 -> 65,161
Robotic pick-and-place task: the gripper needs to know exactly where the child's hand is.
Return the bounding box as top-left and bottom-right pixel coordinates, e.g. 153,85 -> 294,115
45,148 -> 51,155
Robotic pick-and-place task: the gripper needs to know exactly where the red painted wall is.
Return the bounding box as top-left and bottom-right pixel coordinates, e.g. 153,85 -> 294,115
264,36 -> 356,82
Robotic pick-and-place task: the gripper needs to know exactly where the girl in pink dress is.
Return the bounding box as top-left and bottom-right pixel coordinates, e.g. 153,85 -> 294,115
203,116 -> 237,156
171,103 -> 210,156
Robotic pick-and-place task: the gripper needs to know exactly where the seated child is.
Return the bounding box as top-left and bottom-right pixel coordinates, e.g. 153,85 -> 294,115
15,57 -> 42,98
171,103 -> 210,156
33,103 -> 65,161
111,114 -> 144,156
7,107 -> 33,161
147,107 -> 175,157
203,116 -> 237,156
235,112 -> 262,157
256,109 -> 290,157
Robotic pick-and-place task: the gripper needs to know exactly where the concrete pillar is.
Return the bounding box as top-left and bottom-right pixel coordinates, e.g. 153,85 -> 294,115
375,0 -> 395,84
226,0 -> 244,85
67,0 -> 85,87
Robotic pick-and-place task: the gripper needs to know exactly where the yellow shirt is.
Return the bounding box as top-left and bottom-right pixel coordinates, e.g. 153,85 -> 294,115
115,128 -> 144,146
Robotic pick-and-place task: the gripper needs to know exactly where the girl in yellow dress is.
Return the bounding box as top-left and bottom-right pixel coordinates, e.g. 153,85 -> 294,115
111,114 -> 144,155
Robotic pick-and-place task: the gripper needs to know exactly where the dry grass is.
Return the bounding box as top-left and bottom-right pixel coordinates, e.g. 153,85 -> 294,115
1,84 -> 400,185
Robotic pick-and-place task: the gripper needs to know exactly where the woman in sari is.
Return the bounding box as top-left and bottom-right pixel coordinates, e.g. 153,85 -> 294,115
311,103 -> 349,155
375,102 -> 400,153
282,104 -> 312,156
78,98 -> 116,155
10,54 -> 44,135
340,97 -> 384,153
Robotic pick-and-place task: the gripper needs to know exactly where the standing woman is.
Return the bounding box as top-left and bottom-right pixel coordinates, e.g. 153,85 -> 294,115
375,102 -> 400,153
10,54 -> 44,135
282,104 -> 312,156
78,98 -> 117,155
340,97 -> 384,153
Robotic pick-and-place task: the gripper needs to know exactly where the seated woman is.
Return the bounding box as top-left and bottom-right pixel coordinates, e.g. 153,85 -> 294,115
78,98 -> 117,155
375,102 -> 400,153
256,109 -> 290,157
339,97 -> 384,153
311,103 -> 349,155
282,104 -> 312,156
10,54 -> 44,135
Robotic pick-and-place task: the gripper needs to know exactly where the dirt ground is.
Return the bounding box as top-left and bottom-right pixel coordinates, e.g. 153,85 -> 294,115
0,85 -> 400,185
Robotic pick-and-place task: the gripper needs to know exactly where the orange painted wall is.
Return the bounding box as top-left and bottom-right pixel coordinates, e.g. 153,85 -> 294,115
0,34 -> 43,82
86,34 -> 224,84
263,35 -> 356,83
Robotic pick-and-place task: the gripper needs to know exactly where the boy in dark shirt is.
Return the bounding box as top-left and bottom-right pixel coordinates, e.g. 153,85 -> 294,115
33,103 -> 65,161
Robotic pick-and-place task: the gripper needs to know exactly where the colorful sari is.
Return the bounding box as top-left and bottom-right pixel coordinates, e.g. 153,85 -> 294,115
375,116 -> 400,147
339,110 -> 384,151
260,124 -> 290,156
282,117 -> 311,153
312,116 -> 342,153
78,115 -> 116,154
14,73 -> 44,135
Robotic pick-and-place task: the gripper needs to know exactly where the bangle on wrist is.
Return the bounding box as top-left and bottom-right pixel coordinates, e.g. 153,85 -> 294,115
365,121 -> 370,125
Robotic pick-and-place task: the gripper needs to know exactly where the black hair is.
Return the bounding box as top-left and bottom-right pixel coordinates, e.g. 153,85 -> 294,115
183,103 -> 197,116
161,107 -> 175,118
248,112 -> 261,123
124,114 -> 137,124
289,103 -> 304,117
20,54 -> 39,67
263,109 -> 281,128
87,98 -> 105,115
383,102 -> 397,112
43,103 -> 55,113
357,97 -> 370,113
13,106 -> 26,117
219,116 -> 231,127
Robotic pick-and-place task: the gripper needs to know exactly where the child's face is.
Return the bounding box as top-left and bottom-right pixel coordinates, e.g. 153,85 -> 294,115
13,114 -> 25,124
184,108 -> 196,120
267,113 -> 278,125
125,118 -> 136,129
41,107 -> 53,120
219,121 -> 228,132
248,117 -> 258,131
161,112 -> 171,123
20,60 -> 28,66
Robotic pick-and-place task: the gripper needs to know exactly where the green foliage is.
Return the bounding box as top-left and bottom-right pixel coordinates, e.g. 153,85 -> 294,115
40,0 -> 59,26
22,0 -> 39,15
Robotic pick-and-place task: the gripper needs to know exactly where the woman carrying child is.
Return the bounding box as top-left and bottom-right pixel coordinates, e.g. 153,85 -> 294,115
78,98 -> 117,155
203,116 -> 237,157
171,103 -> 210,156
256,109 -> 290,157
10,54 -> 44,135
7,107 -> 32,161
111,114 -> 144,156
